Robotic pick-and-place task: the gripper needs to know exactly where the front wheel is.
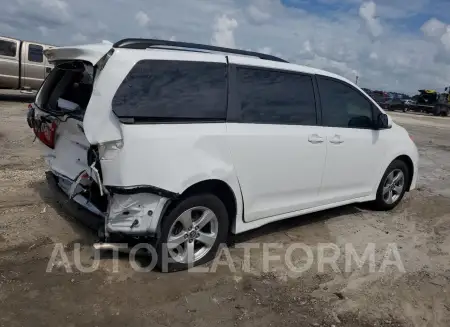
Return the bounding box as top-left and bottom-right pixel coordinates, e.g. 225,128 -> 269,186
372,160 -> 409,211
156,194 -> 229,272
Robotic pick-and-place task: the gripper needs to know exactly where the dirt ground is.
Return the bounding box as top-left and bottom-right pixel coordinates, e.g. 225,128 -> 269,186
1,96 -> 450,327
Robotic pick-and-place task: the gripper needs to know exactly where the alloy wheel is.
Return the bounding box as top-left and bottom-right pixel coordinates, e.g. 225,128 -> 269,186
166,206 -> 219,264
382,169 -> 405,205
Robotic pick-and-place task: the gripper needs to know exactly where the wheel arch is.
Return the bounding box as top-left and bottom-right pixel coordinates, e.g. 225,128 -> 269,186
157,179 -> 240,236
392,154 -> 415,191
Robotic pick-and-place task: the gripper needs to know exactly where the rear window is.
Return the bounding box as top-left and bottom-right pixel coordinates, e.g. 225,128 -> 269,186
112,60 -> 227,122
0,40 -> 17,57
36,61 -> 94,112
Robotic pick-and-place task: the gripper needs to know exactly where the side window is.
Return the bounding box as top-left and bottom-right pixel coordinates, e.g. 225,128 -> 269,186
28,44 -> 44,63
318,77 -> 374,129
0,40 -> 17,57
112,60 -> 227,121
236,67 -> 317,125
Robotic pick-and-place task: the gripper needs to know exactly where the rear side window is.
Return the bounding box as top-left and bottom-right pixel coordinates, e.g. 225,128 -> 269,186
28,44 -> 44,63
0,40 -> 17,57
112,60 -> 227,121
318,77 -> 374,129
235,67 -> 316,125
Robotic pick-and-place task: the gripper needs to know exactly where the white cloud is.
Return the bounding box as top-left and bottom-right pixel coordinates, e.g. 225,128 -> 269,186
71,32 -> 87,43
135,11 -> 150,27
359,1 -> 383,38
2,0 -> 450,93
29,0 -> 70,19
307,52 -> 360,81
0,22 -> 15,32
211,14 -> 238,48
97,21 -> 108,31
420,18 -> 450,63
38,26 -> 49,36
38,0 -> 67,12
258,46 -> 272,54
421,18 -> 447,38
247,5 -> 271,24
441,27 -> 450,52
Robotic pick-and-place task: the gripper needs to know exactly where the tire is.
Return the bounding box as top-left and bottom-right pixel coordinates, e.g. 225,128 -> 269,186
433,105 -> 440,116
372,160 -> 409,211
156,194 -> 229,272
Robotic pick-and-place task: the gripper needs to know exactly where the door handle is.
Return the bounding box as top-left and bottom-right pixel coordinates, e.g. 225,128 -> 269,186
308,134 -> 324,144
329,135 -> 344,144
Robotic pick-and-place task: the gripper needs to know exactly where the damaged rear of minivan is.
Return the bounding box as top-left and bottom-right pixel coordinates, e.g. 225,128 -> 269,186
28,47 -> 111,221
27,42 -> 240,271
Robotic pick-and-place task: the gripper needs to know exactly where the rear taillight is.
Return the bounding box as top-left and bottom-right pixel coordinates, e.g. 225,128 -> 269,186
27,103 -> 57,149
34,121 -> 57,149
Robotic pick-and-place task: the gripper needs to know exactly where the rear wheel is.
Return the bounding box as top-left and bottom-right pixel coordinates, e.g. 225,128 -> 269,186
156,194 -> 229,272
372,160 -> 409,211
433,105 -> 441,116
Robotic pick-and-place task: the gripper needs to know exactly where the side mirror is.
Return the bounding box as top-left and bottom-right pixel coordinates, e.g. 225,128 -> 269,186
376,113 -> 390,129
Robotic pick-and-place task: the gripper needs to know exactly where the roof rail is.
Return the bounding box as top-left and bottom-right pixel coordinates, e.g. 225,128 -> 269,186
113,38 -> 288,63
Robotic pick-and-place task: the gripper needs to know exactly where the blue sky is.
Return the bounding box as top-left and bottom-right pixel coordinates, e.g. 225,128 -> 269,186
1,0 -> 449,93
282,0 -> 444,31
282,0 -> 355,16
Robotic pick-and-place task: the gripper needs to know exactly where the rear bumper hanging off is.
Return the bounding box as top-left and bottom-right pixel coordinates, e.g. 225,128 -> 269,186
45,171 -> 105,231
45,171 -> 171,236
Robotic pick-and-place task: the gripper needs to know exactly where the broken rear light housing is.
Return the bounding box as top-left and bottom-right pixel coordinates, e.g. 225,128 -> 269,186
34,120 -> 57,149
28,103 -> 58,149
33,117 -> 58,149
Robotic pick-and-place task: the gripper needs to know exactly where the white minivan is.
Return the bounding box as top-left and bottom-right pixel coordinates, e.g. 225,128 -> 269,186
27,38 -> 419,271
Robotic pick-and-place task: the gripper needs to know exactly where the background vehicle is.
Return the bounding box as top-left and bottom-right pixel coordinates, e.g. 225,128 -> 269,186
27,38 -> 419,270
368,90 -> 391,109
0,36 -> 54,91
409,89 -> 450,116
384,98 -> 406,112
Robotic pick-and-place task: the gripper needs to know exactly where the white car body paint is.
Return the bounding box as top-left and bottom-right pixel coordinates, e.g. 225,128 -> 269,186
44,43 -> 112,66
226,122 -> 327,222
32,42 -> 419,237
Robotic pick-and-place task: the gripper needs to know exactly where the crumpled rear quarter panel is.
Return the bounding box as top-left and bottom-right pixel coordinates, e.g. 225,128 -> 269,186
100,123 -> 241,197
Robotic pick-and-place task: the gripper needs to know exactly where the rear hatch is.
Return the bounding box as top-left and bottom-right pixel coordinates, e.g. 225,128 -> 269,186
30,60 -> 94,181
28,44 -> 112,181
